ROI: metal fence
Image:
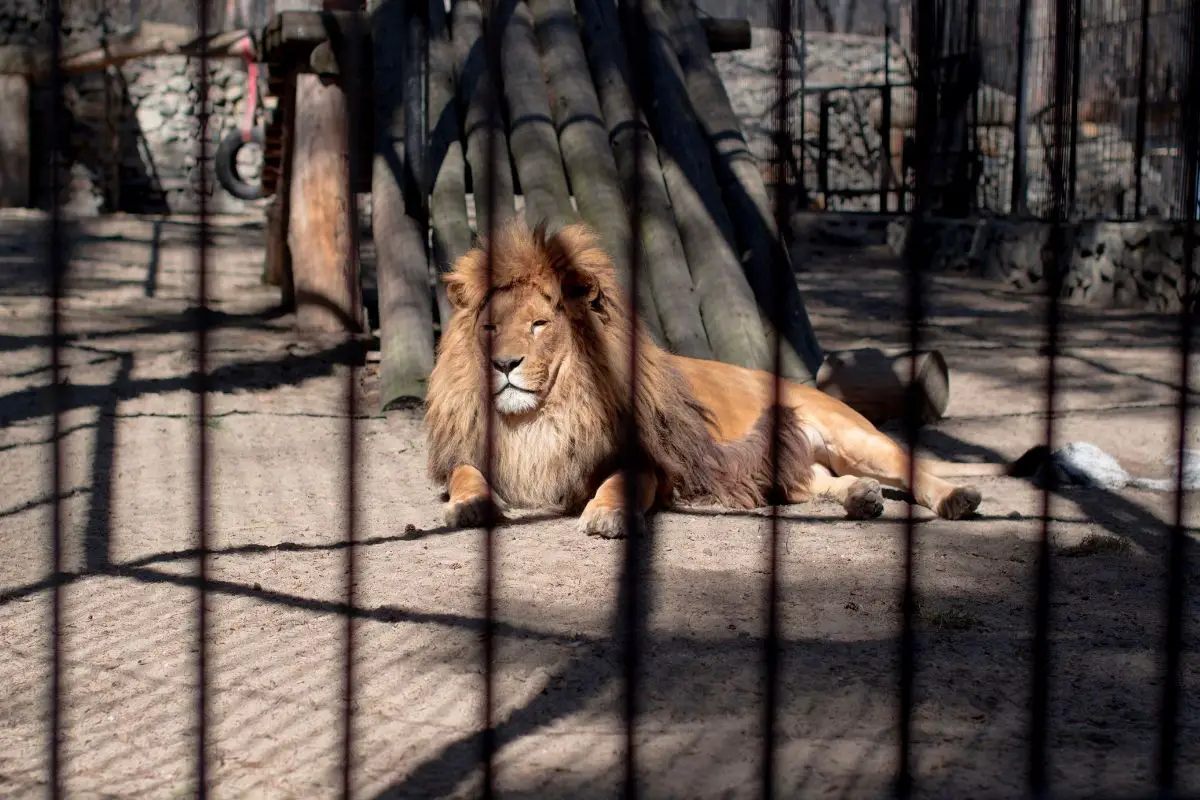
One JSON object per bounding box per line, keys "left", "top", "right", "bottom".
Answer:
{"left": 12, "top": 0, "right": 1199, "bottom": 794}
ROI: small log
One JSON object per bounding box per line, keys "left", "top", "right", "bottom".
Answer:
{"left": 287, "top": 71, "right": 363, "bottom": 332}
{"left": 263, "top": 79, "right": 296, "bottom": 303}
{"left": 452, "top": 0, "right": 516, "bottom": 237}
{"left": 661, "top": 0, "right": 823, "bottom": 384}
{"left": 370, "top": 0, "right": 436, "bottom": 407}
{"left": 574, "top": 0, "right": 711, "bottom": 359}
{"left": 0, "top": 74, "right": 30, "bottom": 207}
{"left": 500, "top": 0, "right": 577, "bottom": 233}
{"left": 815, "top": 348, "right": 951, "bottom": 426}
{"left": 526, "top": 0, "right": 664, "bottom": 345}
{"left": 633, "top": 0, "right": 770, "bottom": 372}
{"left": 429, "top": 0, "right": 471, "bottom": 325}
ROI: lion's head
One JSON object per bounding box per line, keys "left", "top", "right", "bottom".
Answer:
{"left": 423, "top": 219, "right": 812, "bottom": 513}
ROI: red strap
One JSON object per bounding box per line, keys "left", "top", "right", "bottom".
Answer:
{"left": 239, "top": 35, "right": 258, "bottom": 142}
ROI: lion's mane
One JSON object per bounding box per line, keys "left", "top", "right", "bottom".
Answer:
{"left": 423, "top": 220, "right": 813, "bottom": 512}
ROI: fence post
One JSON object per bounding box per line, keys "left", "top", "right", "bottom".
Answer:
{"left": 1011, "top": 0, "right": 1030, "bottom": 216}
{"left": 0, "top": 54, "right": 31, "bottom": 208}
{"left": 1133, "top": 0, "right": 1151, "bottom": 219}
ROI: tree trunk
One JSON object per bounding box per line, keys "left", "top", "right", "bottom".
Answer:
{"left": 633, "top": 0, "right": 770, "bottom": 372}
{"left": 452, "top": 0, "right": 516, "bottom": 238}
{"left": 574, "top": 0, "right": 711, "bottom": 359}
{"left": 499, "top": 0, "right": 577, "bottom": 234}
{"left": 429, "top": 0, "right": 471, "bottom": 326}
{"left": 526, "top": 0, "right": 664, "bottom": 345}
{"left": 288, "top": 71, "right": 363, "bottom": 332}
{"left": 662, "top": 0, "right": 824, "bottom": 384}
{"left": 370, "top": 0, "right": 436, "bottom": 407}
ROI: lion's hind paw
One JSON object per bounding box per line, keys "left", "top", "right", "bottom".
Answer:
{"left": 445, "top": 495, "right": 505, "bottom": 529}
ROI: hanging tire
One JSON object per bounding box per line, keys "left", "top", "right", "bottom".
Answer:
{"left": 214, "top": 127, "right": 265, "bottom": 201}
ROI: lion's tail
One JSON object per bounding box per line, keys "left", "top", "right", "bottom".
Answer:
{"left": 917, "top": 445, "right": 1047, "bottom": 478}
{"left": 709, "top": 405, "right": 816, "bottom": 509}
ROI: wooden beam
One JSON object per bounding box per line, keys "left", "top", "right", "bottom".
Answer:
{"left": 452, "top": 0, "right": 516, "bottom": 237}
{"left": 574, "top": 0, "right": 712, "bottom": 359}
{"left": 527, "top": 0, "right": 665, "bottom": 345}
{"left": 0, "top": 75, "right": 30, "bottom": 208}
{"left": 662, "top": 0, "right": 823, "bottom": 384}
{"left": 633, "top": 0, "right": 771, "bottom": 373}
{"left": 287, "top": 70, "right": 364, "bottom": 333}
{"left": 500, "top": 0, "right": 577, "bottom": 234}
{"left": 369, "top": 0, "right": 436, "bottom": 408}
{"left": 428, "top": 0, "right": 471, "bottom": 326}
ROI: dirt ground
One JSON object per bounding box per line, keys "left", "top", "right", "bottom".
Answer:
{"left": 1, "top": 209, "right": 1198, "bottom": 799}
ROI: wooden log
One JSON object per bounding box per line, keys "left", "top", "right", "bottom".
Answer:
{"left": 526, "top": 0, "right": 665, "bottom": 345}
{"left": 661, "top": 0, "right": 823, "bottom": 385}
{"left": 815, "top": 348, "right": 951, "bottom": 427}
{"left": 429, "top": 0, "right": 471, "bottom": 326}
{"left": 574, "top": 0, "right": 711, "bottom": 359}
{"left": 633, "top": 0, "right": 770, "bottom": 372}
{"left": 263, "top": 76, "right": 296, "bottom": 308}
{"left": 500, "top": 0, "right": 577, "bottom": 234}
{"left": 287, "top": 71, "right": 363, "bottom": 332}
{"left": 369, "top": 0, "right": 436, "bottom": 407}
{"left": 0, "top": 75, "right": 30, "bottom": 208}
{"left": 452, "top": 0, "right": 516, "bottom": 237}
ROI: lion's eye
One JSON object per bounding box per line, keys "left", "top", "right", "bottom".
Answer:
{"left": 481, "top": 323, "right": 496, "bottom": 333}
{"left": 531, "top": 320, "right": 548, "bottom": 334}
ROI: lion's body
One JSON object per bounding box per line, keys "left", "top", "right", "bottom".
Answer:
{"left": 424, "top": 220, "right": 985, "bottom": 537}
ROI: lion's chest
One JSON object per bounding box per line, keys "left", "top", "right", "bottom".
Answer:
{"left": 491, "top": 413, "right": 616, "bottom": 512}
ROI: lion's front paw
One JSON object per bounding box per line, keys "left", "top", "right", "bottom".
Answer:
{"left": 445, "top": 495, "right": 503, "bottom": 529}
{"left": 579, "top": 504, "right": 642, "bottom": 539}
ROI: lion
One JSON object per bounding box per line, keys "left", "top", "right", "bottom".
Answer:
{"left": 424, "top": 219, "right": 995, "bottom": 538}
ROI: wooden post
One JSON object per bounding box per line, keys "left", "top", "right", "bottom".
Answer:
{"left": 263, "top": 77, "right": 296, "bottom": 309}
{"left": 0, "top": 71, "right": 30, "bottom": 208}
{"left": 428, "top": 0, "right": 471, "bottom": 326}
{"left": 634, "top": 0, "right": 771, "bottom": 373}
{"left": 370, "top": 0, "right": 437, "bottom": 407}
{"left": 527, "top": 0, "right": 665, "bottom": 345}
{"left": 287, "top": 68, "right": 364, "bottom": 332}
{"left": 500, "top": 0, "right": 577, "bottom": 234}
{"left": 662, "top": 0, "right": 824, "bottom": 384}
{"left": 574, "top": 0, "right": 712, "bottom": 359}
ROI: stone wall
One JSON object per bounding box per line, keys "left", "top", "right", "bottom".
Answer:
{"left": 3, "top": 1, "right": 261, "bottom": 215}
{"left": 890, "top": 215, "right": 1200, "bottom": 312}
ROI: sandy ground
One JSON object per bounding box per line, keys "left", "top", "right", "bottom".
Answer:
{"left": 1, "top": 209, "right": 1198, "bottom": 799}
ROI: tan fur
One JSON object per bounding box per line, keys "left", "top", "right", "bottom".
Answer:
{"left": 425, "top": 220, "right": 982, "bottom": 536}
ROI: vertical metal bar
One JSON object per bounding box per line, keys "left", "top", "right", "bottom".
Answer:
{"left": 1157, "top": 0, "right": 1199, "bottom": 788}
{"left": 1066, "top": 0, "right": 1082, "bottom": 217}
{"left": 619, "top": 0, "right": 651, "bottom": 794}
{"left": 1011, "top": 0, "right": 1031, "bottom": 216}
{"left": 881, "top": 3, "right": 893, "bottom": 213}
{"left": 46, "top": 0, "right": 66, "bottom": 793}
{"left": 194, "top": 0, "right": 213, "bottom": 794}
{"left": 1030, "top": 0, "right": 1073, "bottom": 790}
{"left": 480, "top": 0, "right": 503, "bottom": 794}
{"left": 763, "top": 0, "right": 792, "bottom": 793}
{"left": 1132, "top": 0, "right": 1152, "bottom": 220}
{"left": 818, "top": 90, "right": 829, "bottom": 199}
{"left": 897, "top": 0, "right": 937, "bottom": 794}
{"left": 340, "top": 11, "right": 365, "bottom": 800}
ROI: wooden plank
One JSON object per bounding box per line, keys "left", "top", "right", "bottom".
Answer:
{"left": 662, "top": 0, "right": 823, "bottom": 384}
{"left": 500, "top": 0, "right": 577, "bottom": 234}
{"left": 634, "top": 0, "right": 770, "bottom": 372}
{"left": 287, "top": 71, "right": 364, "bottom": 332}
{"left": 428, "top": 0, "right": 471, "bottom": 326}
{"left": 0, "top": 76, "right": 30, "bottom": 208}
{"left": 526, "top": 0, "right": 665, "bottom": 345}
{"left": 452, "top": 0, "right": 515, "bottom": 237}
{"left": 369, "top": 0, "right": 436, "bottom": 407}
{"left": 574, "top": 0, "right": 712, "bottom": 359}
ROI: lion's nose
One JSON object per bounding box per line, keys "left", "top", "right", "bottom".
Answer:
{"left": 492, "top": 356, "right": 524, "bottom": 375}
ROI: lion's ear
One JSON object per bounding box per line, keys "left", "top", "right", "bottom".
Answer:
{"left": 561, "top": 266, "right": 600, "bottom": 307}
{"left": 444, "top": 249, "right": 487, "bottom": 310}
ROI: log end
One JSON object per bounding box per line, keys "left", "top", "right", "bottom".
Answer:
{"left": 815, "top": 347, "right": 950, "bottom": 427}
